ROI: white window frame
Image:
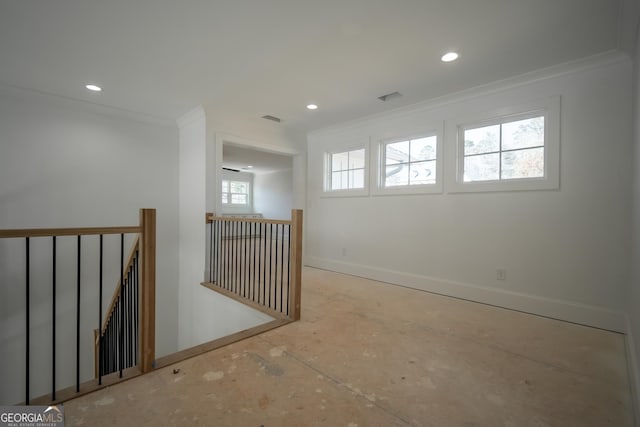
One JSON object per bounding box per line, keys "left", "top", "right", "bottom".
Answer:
{"left": 323, "top": 140, "right": 370, "bottom": 197}
{"left": 222, "top": 179, "right": 251, "bottom": 205}
{"left": 445, "top": 95, "right": 560, "bottom": 193}
{"left": 372, "top": 126, "right": 444, "bottom": 196}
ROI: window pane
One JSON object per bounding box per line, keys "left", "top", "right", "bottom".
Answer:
{"left": 331, "top": 171, "right": 348, "bottom": 190}
{"left": 349, "top": 149, "right": 366, "bottom": 169}
{"left": 386, "top": 141, "right": 409, "bottom": 165}
{"left": 501, "top": 147, "right": 544, "bottom": 179}
{"left": 409, "top": 160, "right": 436, "bottom": 185}
{"left": 385, "top": 163, "right": 409, "bottom": 187}
{"left": 464, "top": 153, "right": 500, "bottom": 182}
{"left": 464, "top": 125, "right": 500, "bottom": 155}
{"left": 332, "top": 152, "right": 349, "bottom": 172}
{"left": 349, "top": 168, "right": 365, "bottom": 189}
{"left": 231, "top": 194, "right": 247, "bottom": 204}
{"left": 502, "top": 116, "right": 544, "bottom": 150}
{"left": 222, "top": 193, "right": 228, "bottom": 204}
{"left": 230, "top": 181, "right": 247, "bottom": 193}
{"left": 222, "top": 181, "right": 229, "bottom": 192}
{"left": 410, "top": 136, "right": 436, "bottom": 161}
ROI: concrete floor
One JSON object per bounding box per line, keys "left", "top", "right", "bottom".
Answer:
{"left": 65, "top": 267, "right": 634, "bottom": 426}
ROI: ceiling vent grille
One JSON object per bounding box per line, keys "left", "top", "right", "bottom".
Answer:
{"left": 378, "top": 91, "right": 402, "bottom": 102}
{"left": 261, "top": 115, "right": 282, "bottom": 123}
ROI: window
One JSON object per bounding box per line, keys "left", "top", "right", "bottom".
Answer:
{"left": 329, "top": 148, "right": 365, "bottom": 191}
{"left": 383, "top": 135, "right": 437, "bottom": 187}
{"left": 462, "top": 115, "right": 544, "bottom": 182}
{"left": 222, "top": 180, "right": 249, "bottom": 205}
{"left": 446, "top": 95, "right": 560, "bottom": 193}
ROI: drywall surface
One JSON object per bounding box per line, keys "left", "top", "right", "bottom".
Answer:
{"left": 306, "top": 55, "right": 633, "bottom": 332}
{"left": 628, "top": 20, "right": 640, "bottom": 423}
{"left": 177, "top": 109, "right": 282, "bottom": 353}
{"left": 177, "top": 108, "right": 207, "bottom": 350}
{"left": 0, "top": 85, "right": 179, "bottom": 404}
{"left": 254, "top": 169, "right": 293, "bottom": 220}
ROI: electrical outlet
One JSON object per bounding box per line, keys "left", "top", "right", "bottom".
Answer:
{"left": 496, "top": 269, "right": 506, "bottom": 281}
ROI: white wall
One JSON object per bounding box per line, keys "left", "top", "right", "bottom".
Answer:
{"left": 177, "top": 109, "right": 296, "bottom": 351}
{"left": 177, "top": 108, "right": 207, "bottom": 350}
{"left": 0, "top": 85, "right": 179, "bottom": 404}
{"left": 307, "top": 53, "right": 633, "bottom": 332}
{"left": 254, "top": 169, "right": 293, "bottom": 220}
{"left": 628, "top": 16, "right": 640, "bottom": 421}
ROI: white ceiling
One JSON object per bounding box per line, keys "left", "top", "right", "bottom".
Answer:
{"left": 223, "top": 144, "right": 292, "bottom": 174}
{"left": 0, "top": 0, "right": 627, "bottom": 133}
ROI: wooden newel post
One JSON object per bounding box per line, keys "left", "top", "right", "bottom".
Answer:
{"left": 289, "top": 209, "right": 303, "bottom": 321}
{"left": 139, "top": 208, "right": 156, "bottom": 373}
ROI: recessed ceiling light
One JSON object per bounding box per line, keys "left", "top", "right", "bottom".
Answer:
{"left": 441, "top": 52, "right": 459, "bottom": 62}
{"left": 246, "top": 165, "right": 253, "bottom": 169}
{"left": 85, "top": 84, "right": 102, "bottom": 92}
{"left": 306, "top": 104, "right": 318, "bottom": 110}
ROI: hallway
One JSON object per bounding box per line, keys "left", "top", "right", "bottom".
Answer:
{"left": 65, "top": 267, "right": 633, "bottom": 426}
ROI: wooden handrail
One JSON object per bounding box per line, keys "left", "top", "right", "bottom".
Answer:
{"left": 206, "top": 213, "right": 292, "bottom": 226}
{"left": 289, "top": 209, "right": 303, "bottom": 321}
{"left": 0, "top": 226, "right": 141, "bottom": 239}
{"left": 139, "top": 208, "right": 156, "bottom": 373}
{"left": 99, "top": 237, "right": 140, "bottom": 334}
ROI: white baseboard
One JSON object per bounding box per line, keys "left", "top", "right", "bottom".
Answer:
{"left": 625, "top": 315, "right": 640, "bottom": 426}
{"left": 305, "top": 256, "right": 626, "bottom": 332}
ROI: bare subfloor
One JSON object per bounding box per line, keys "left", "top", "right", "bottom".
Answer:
{"left": 66, "top": 267, "right": 634, "bottom": 426}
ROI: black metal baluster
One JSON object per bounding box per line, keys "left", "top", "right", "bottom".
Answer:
{"left": 108, "top": 320, "right": 112, "bottom": 374}
{"left": 222, "top": 220, "right": 226, "bottom": 288}
{"left": 263, "top": 223, "right": 267, "bottom": 305}
{"left": 216, "top": 220, "right": 221, "bottom": 284}
{"left": 112, "top": 313, "right": 116, "bottom": 373}
{"left": 209, "top": 220, "right": 213, "bottom": 282}
{"left": 236, "top": 221, "right": 240, "bottom": 295}
{"left": 268, "top": 224, "right": 272, "bottom": 308}
{"left": 230, "top": 221, "right": 234, "bottom": 291}
{"left": 226, "top": 221, "right": 230, "bottom": 290}
{"left": 119, "top": 234, "right": 124, "bottom": 378}
{"left": 280, "top": 224, "right": 285, "bottom": 314}
{"left": 287, "top": 225, "right": 291, "bottom": 316}
{"left": 243, "top": 222, "right": 247, "bottom": 298}
{"left": 113, "top": 315, "right": 116, "bottom": 373}
{"left": 127, "top": 265, "right": 133, "bottom": 368}
{"left": 76, "top": 235, "right": 81, "bottom": 393}
{"left": 250, "top": 222, "right": 254, "bottom": 301}
{"left": 125, "top": 269, "right": 130, "bottom": 368}
{"left": 52, "top": 236, "right": 57, "bottom": 398}
{"left": 129, "top": 267, "right": 133, "bottom": 367}
{"left": 233, "top": 221, "right": 238, "bottom": 294}
{"left": 231, "top": 221, "right": 235, "bottom": 293}
{"left": 25, "top": 237, "right": 30, "bottom": 405}
{"left": 258, "top": 223, "right": 263, "bottom": 304}
{"left": 98, "top": 235, "right": 103, "bottom": 385}
{"left": 135, "top": 252, "right": 139, "bottom": 365}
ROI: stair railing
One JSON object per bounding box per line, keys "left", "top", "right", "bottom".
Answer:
{"left": 0, "top": 208, "right": 155, "bottom": 405}
{"left": 204, "top": 209, "right": 302, "bottom": 321}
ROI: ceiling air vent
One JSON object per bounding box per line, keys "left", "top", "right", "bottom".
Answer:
{"left": 261, "top": 115, "right": 282, "bottom": 123}
{"left": 378, "top": 91, "right": 402, "bottom": 102}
